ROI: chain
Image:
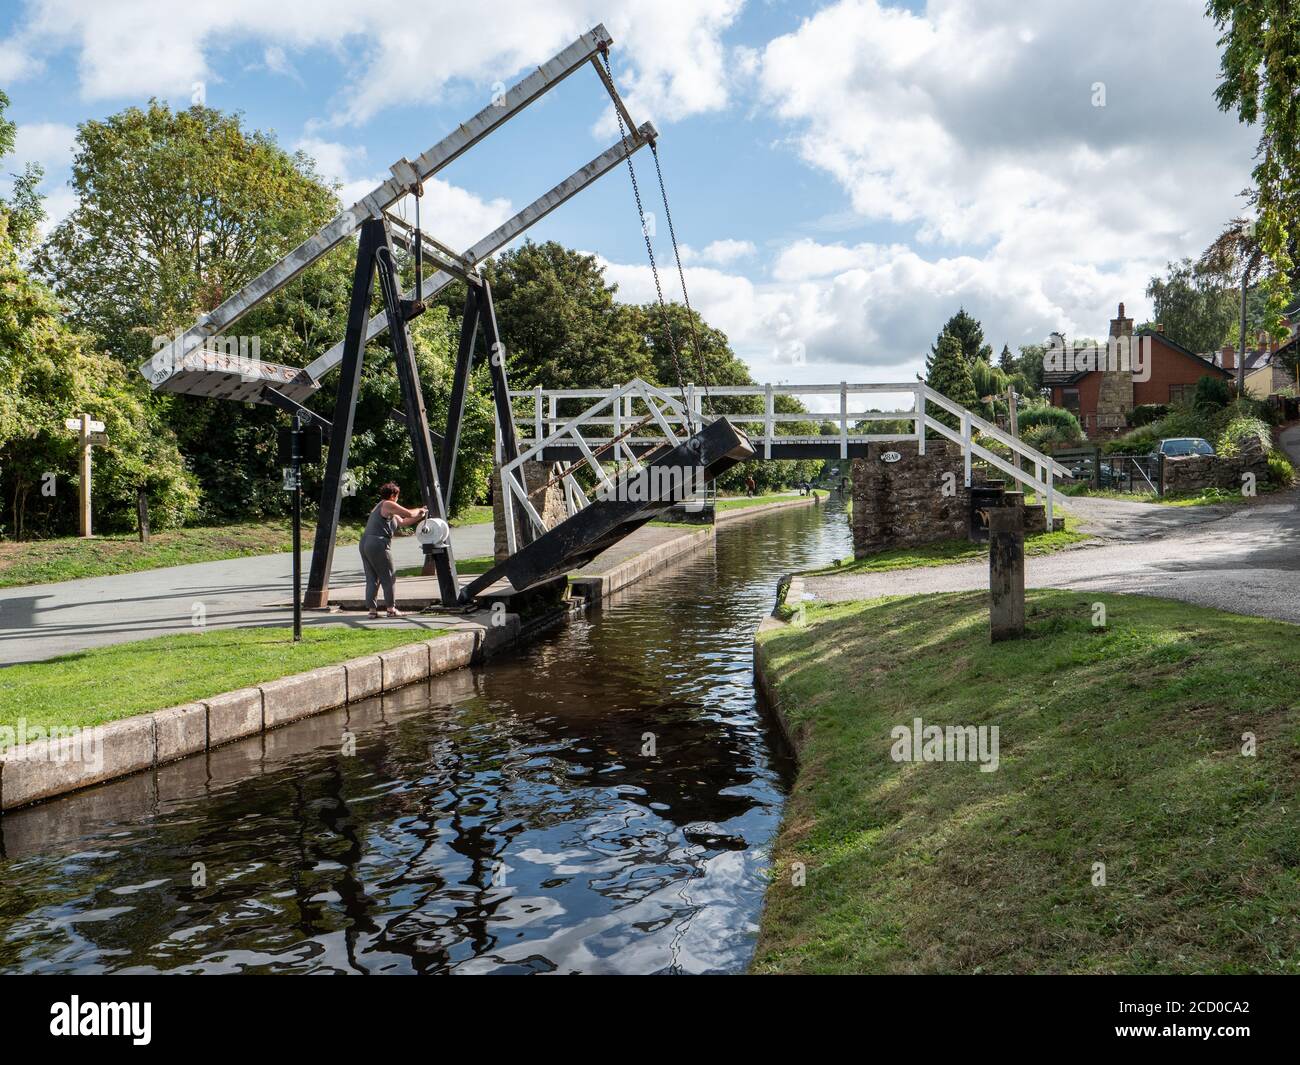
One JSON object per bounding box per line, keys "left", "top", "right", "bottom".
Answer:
{"left": 649, "top": 141, "right": 712, "bottom": 417}
{"left": 602, "top": 49, "right": 695, "bottom": 435}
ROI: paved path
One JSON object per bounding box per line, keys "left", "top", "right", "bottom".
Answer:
{"left": 808, "top": 485, "right": 1300, "bottom": 624}
{"left": 0, "top": 524, "right": 494, "bottom": 665}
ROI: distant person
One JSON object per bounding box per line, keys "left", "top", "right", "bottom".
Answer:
{"left": 360, "top": 482, "right": 427, "bottom": 618}
{"left": 746, "top": 475, "right": 756, "bottom": 497}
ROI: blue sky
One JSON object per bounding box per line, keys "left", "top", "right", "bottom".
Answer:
{"left": 0, "top": 0, "right": 1259, "bottom": 388}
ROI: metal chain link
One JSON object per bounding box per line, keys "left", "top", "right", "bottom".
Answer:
{"left": 649, "top": 141, "right": 713, "bottom": 417}
{"left": 602, "top": 49, "right": 695, "bottom": 434}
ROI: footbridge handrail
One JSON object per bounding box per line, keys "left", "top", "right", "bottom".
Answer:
{"left": 505, "top": 380, "right": 1073, "bottom": 529}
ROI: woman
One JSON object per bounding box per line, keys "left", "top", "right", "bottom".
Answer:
{"left": 360, "top": 482, "right": 427, "bottom": 618}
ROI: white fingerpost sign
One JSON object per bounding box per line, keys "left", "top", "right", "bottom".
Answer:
{"left": 65, "top": 414, "right": 106, "bottom": 537}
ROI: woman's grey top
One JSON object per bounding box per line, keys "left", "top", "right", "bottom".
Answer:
{"left": 363, "top": 502, "right": 399, "bottom": 543}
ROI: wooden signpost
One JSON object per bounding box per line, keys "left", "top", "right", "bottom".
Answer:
{"left": 64, "top": 414, "right": 107, "bottom": 537}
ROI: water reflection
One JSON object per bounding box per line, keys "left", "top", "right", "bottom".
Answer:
{"left": 0, "top": 501, "right": 851, "bottom": 974}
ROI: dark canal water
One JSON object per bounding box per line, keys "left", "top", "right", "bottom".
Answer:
{"left": 0, "top": 501, "right": 850, "bottom": 974}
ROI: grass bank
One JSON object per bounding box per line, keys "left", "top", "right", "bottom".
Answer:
{"left": 715, "top": 491, "right": 807, "bottom": 512}
{"left": 808, "top": 517, "right": 1088, "bottom": 576}
{"left": 752, "top": 590, "right": 1300, "bottom": 974}
{"left": 0, "top": 625, "right": 446, "bottom": 742}
{"left": 1058, "top": 484, "right": 1257, "bottom": 507}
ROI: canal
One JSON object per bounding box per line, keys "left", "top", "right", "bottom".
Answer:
{"left": 0, "top": 500, "right": 850, "bottom": 974}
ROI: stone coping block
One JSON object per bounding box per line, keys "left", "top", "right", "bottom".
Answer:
{"left": 1, "top": 715, "right": 155, "bottom": 810}
{"left": 205, "top": 687, "right": 264, "bottom": 747}
{"left": 154, "top": 703, "right": 208, "bottom": 765}
{"left": 715, "top": 494, "right": 818, "bottom": 525}
{"left": 261, "top": 666, "right": 347, "bottom": 729}
{"left": 428, "top": 630, "right": 477, "bottom": 675}
{"left": 343, "top": 655, "right": 383, "bottom": 702}
{"left": 379, "top": 642, "right": 431, "bottom": 690}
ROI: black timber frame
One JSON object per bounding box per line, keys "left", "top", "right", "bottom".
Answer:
{"left": 302, "top": 217, "right": 526, "bottom": 609}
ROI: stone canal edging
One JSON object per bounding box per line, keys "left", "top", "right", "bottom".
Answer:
{"left": 753, "top": 575, "right": 807, "bottom": 757}
{"left": 0, "top": 627, "right": 496, "bottom": 812}
{"left": 715, "top": 493, "right": 820, "bottom": 526}
{"left": 1, "top": 493, "right": 822, "bottom": 813}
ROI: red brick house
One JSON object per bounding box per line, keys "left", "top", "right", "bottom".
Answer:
{"left": 1044, "top": 304, "right": 1232, "bottom": 435}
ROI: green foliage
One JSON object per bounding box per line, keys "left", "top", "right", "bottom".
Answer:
{"left": 929, "top": 308, "right": 992, "bottom": 365}
{"left": 0, "top": 222, "right": 198, "bottom": 538}
{"left": 1207, "top": 1, "right": 1300, "bottom": 330}
{"left": 42, "top": 101, "right": 337, "bottom": 367}
{"left": 1215, "top": 415, "right": 1271, "bottom": 456}
{"left": 0, "top": 90, "right": 45, "bottom": 252}
{"left": 925, "top": 331, "right": 979, "bottom": 430}
{"left": 1193, "top": 374, "right": 1232, "bottom": 411}
{"left": 1143, "top": 258, "right": 1239, "bottom": 351}
{"left": 1106, "top": 396, "right": 1277, "bottom": 455}
{"left": 1018, "top": 405, "right": 1083, "bottom": 436}
{"left": 1266, "top": 447, "right": 1297, "bottom": 486}
{"left": 1129, "top": 403, "right": 1169, "bottom": 427}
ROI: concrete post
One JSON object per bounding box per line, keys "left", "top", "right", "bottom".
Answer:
{"left": 988, "top": 504, "right": 1025, "bottom": 642}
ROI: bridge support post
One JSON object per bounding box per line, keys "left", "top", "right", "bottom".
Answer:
{"left": 988, "top": 504, "right": 1025, "bottom": 642}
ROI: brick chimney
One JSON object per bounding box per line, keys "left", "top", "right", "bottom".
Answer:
{"left": 1109, "top": 302, "right": 1133, "bottom": 338}
{"left": 1220, "top": 343, "right": 1235, "bottom": 371}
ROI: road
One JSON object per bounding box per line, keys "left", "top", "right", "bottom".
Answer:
{"left": 0, "top": 523, "right": 494, "bottom": 665}
{"left": 808, "top": 424, "right": 1300, "bottom": 624}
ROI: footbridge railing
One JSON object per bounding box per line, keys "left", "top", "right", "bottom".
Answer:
{"left": 505, "top": 381, "right": 1073, "bottom": 528}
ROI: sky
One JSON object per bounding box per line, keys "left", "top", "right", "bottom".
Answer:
{"left": 0, "top": 0, "right": 1260, "bottom": 389}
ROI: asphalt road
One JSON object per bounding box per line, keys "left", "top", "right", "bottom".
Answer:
{"left": 0, "top": 523, "right": 495, "bottom": 665}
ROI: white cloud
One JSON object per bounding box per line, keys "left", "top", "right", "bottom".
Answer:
{"left": 756, "top": 0, "right": 1256, "bottom": 356}
{"left": 295, "top": 136, "right": 513, "bottom": 251}
{"left": 0, "top": 122, "right": 79, "bottom": 234}
{"left": 1, "top": 1, "right": 741, "bottom": 130}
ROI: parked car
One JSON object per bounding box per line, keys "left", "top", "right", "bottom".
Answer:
{"left": 1153, "top": 437, "right": 1215, "bottom": 458}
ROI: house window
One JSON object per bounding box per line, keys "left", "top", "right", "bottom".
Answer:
{"left": 1061, "top": 388, "right": 1080, "bottom": 413}
{"left": 1169, "top": 383, "right": 1192, "bottom": 404}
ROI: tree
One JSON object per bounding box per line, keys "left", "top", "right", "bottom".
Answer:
{"left": 1206, "top": 2, "right": 1300, "bottom": 332}
{"left": 926, "top": 331, "right": 979, "bottom": 430}
{"left": 931, "top": 308, "right": 993, "bottom": 366}
{"left": 0, "top": 215, "right": 198, "bottom": 538}
{"left": 0, "top": 90, "right": 45, "bottom": 253}
{"left": 1143, "top": 258, "right": 1238, "bottom": 351}
{"left": 449, "top": 241, "right": 653, "bottom": 390}
{"left": 998, "top": 343, "right": 1015, "bottom": 373}
{"left": 41, "top": 101, "right": 337, "bottom": 368}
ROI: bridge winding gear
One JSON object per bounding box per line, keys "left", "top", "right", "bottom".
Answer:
{"left": 460, "top": 417, "right": 754, "bottom": 603}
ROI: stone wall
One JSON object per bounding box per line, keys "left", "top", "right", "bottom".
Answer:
{"left": 492, "top": 460, "right": 567, "bottom": 561}
{"left": 1161, "top": 436, "right": 1270, "bottom": 496}
{"left": 851, "top": 441, "right": 970, "bottom": 556}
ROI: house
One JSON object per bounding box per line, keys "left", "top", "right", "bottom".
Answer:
{"left": 1044, "top": 304, "right": 1232, "bottom": 435}
{"left": 1201, "top": 334, "right": 1298, "bottom": 400}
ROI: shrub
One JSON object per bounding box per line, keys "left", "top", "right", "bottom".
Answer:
{"left": 1266, "top": 448, "right": 1297, "bottom": 488}
{"left": 1193, "top": 375, "right": 1232, "bottom": 411}
{"left": 1216, "top": 416, "right": 1271, "bottom": 457}
{"left": 1018, "top": 405, "right": 1083, "bottom": 437}
{"left": 1129, "top": 404, "right": 1168, "bottom": 427}
{"left": 1022, "top": 423, "right": 1080, "bottom": 453}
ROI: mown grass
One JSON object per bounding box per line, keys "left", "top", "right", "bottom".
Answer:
{"left": 808, "top": 516, "right": 1088, "bottom": 575}
{"left": 396, "top": 555, "right": 494, "bottom": 578}
{"left": 1058, "top": 484, "right": 1259, "bottom": 507}
{"left": 0, "top": 625, "right": 447, "bottom": 741}
{"left": 753, "top": 590, "right": 1300, "bottom": 974}
{"left": 714, "top": 492, "right": 809, "bottom": 512}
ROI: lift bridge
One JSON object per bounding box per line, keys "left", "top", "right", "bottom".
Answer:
{"left": 138, "top": 23, "right": 1069, "bottom": 610}
{"left": 494, "top": 378, "right": 1070, "bottom": 600}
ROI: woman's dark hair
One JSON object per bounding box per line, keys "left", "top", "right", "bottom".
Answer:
{"left": 378, "top": 482, "right": 400, "bottom": 500}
